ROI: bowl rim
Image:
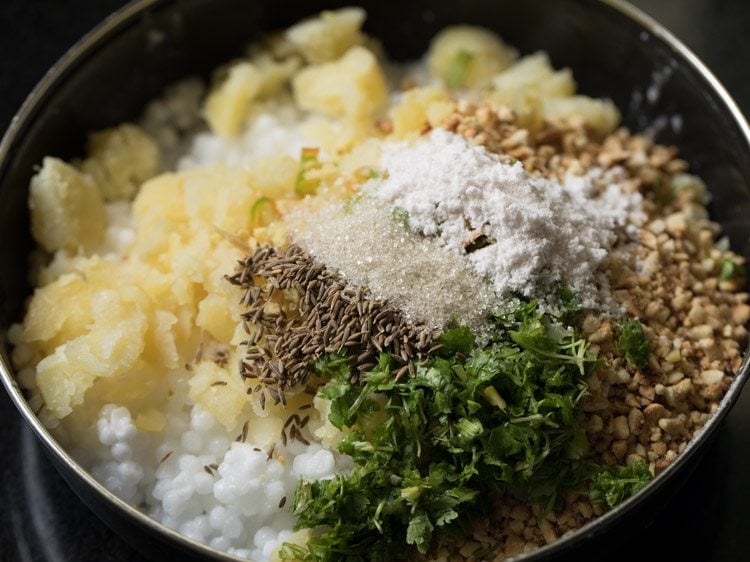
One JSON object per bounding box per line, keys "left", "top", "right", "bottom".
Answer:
{"left": 0, "top": 0, "right": 748, "bottom": 560}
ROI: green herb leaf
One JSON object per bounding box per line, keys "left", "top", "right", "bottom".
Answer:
{"left": 438, "top": 325, "right": 475, "bottom": 356}
{"left": 719, "top": 258, "right": 747, "bottom": 281}
{"left": 406, "top": 513, "right": 434, "bottom": 553}
{"left": 290, "top": 299, "right": 598, "bottom": 560}
{"left": 391, "top": 207, "right": 410, "bottom": 226}
{"left": 617, "top": 320, "right": 650, "bottom": 369}
{"left": 589, "top": 460, "right": 652, "bottom": 508}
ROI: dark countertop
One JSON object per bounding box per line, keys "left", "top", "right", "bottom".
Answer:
{"left": 1, "top": 1, "right": 749, "bottom": 561}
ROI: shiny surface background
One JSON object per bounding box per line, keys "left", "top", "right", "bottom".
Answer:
{"left": 0, "top": 1, "right": 748, "bottom": 560}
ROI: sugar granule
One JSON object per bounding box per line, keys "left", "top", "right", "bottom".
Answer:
{"left": 291, "top": 198, "right": 496, "bottom": 332}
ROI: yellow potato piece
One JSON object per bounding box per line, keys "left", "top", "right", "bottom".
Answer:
{"left": 271, "top": 528, "right": 313, "bottom": 562}
{"left": 390, "top": 87, "right": 454, "bottom": 138}
{"left": 188, "top": 361, "right": 246, "bottom": 431}
{"left": 22, "top": 273, "right": 92, "bottom": 347}
{"left": 492, "top": 52, "right": 575, "bottom": 102}
{"left": 197, "top": 293, "right": 235, "bottom": 343}
{"left": 133, "top": 173, "right": 187, "bottom": 229}
{"left": 204, "top": 62, "right": 262, "bottom": 137}
{"left": 29, "top": 157, "right": 106, "bottom": 253}
{"left": 544, "top": 96, "right": 621, "bottom": 135}
{"left": 285, "top": 7, "right": 366, "bottom": 64}
{"left": 36, "top": 289, "right": 148, "bottom": 419}
{"left": 142, "top": 310, "right": 180, "bottom": 369}
{"left": 136, "top": 408, "right": 167, "bottom": 432}
{"left": 36, "top": 346, "right": 97, "bottom": 419}
{"left": 252, "top": 53, "right": 301, "bottom": 98}
{"left": 428, "top": 25, "right": 517, "bottom": 88}
{"left": 292, "top": 46, "right": 387, "bottom": 122}
{"left": 81, "top": 124, "right": 159, "bottom": 201}
{"left": 246, "top": 155, "right": 298, "bottom": 199}
{"left": 182, "top": 166, "right": 254, "bottom": 234}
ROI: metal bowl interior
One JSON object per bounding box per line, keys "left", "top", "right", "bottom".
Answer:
{"left": 0, "top": 0, "right": 748, "bottom": 560}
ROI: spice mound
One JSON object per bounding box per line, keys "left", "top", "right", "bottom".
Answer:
{"left": 229, "top": 243, "right": 439, "bottom": 399}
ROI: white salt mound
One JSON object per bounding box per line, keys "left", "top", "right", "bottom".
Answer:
{"left": 373, "top": 128, "right": 643, "bottom": 308}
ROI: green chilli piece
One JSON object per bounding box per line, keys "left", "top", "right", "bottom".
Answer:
{"left": 249, "top": 196, "right": 280, "bottom": 228}
{"left": 295, "top": 147, "right": 322, "bottom": 196}
{"left": 444, "top": 50, "right": 475, "bottom": 89}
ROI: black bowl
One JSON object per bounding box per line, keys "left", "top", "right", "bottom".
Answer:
{"left": 1, "top": 1, "right": 749, "bottom": 560}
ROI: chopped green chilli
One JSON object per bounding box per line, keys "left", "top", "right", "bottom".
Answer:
{"left": 295, "top": 147, "right": 322, "bottom": 196}
{"left": 444, "top": 50, "right": 475, "bottom": 88}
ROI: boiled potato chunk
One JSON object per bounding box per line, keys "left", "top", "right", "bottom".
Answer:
{"left": 285, "top": 7, "right": 366, "bottom": 64}
{"left": 309, "top": 396, "right": 347, "bottom": 449}
{"left": 22, "top": 273, "right": 92, "bottom": 352}
{"left": 142, "top": 310, "right": 180, "bottom": 369}
{"left": 29, "top": 157, "right": 106, "bottom": 253}
{"left": 182, "top": 166, "right": 254, "bottom": 234}
{"left": 389, "top": 87, "right": 455, "bottom": 138}
{"left": 292, "top": 46, "right": 387, "bottom": 122}
{"left": 252, "top": 53, "right": 301, "bottom": 98}
{"left": 491, "top": 52, "right": 575, "bottom": 102}
{"left": 428, "top": 25, "right": 517, "bottom": 88}
{"left": 81, "top": 124, "right": 159, "bottom": 201}
{"left": 36, "top": 289, "right": 148, "bottom": 419}
{"left": 544, "top": 96, "right": 621, "bottom": 135}
{"left": 188, "top": 361, "right": 246, "bottom": 431}
{"left": 271, "top": 528, "right": 314, "bottom": 562}
{"left": 36, "top": 346, "right": 97, "bottom": 419}
{"left": 197, "top": 293, "right": 235, "bottom": 343}
{"left": 135, "top": 408, "right": 167, "bottom": 432}
{"left": 204, "top": 62, "right": 263, "bottom": 137}
{"left": 246, "top": 155, "right": 298, "bottom": 199}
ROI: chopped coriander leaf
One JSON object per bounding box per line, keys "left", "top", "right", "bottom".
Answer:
{"left": 617, "top": 320, "right": 650, "bottom": 370}
{"left": 557, "top": 286, "right": 583, "bottom": 322}
{"left": 444, "top": 50, "right": 475, "bottom": 88}
{"left": 282, "top": 300, "right": 597, "bottom": 561}
{"left": 719, "top": 258, "right": 746, "bottom": 281}
{"left": 589, "top": 460, "right": 652, "bottom": 508}
{"left": 391, "top": 207, "right": 410, "bottom": 226}
{"left": 437, "top": 325, "right": 475, "bottom": 356}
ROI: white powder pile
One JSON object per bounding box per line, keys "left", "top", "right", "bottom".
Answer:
{"left": 292, "top": 197, "right": 497, "bottom": 332}
{"left": 372, "top": 129, "right": 642, "bottom": 308}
